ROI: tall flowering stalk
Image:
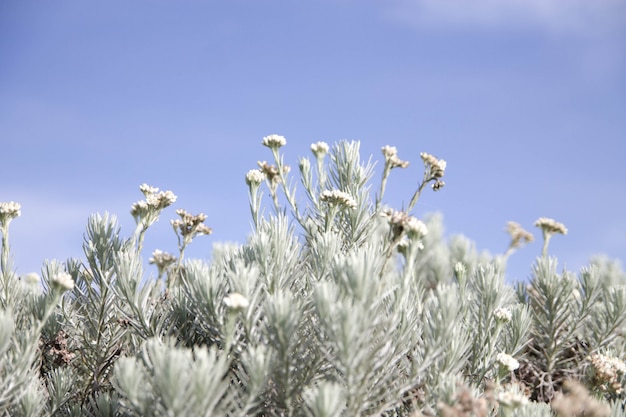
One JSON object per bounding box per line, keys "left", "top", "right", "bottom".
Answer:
{"left": 0, "top": 201, "right": 20, "bottom": 295}
{"left": 535, "top": 217, "right": 568, "bottom": 258}
{"left": 377, "top": 145, "right": 409, "bottom": 212}
{"left": 130, "top": 184, "right": 177, "bottom": 253}
{"left": 406, "top": 152, "right": 446, "bottom": 213}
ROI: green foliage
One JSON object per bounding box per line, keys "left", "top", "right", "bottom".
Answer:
{"left": 1, "top": 138, "right": 625, "bottom": 416}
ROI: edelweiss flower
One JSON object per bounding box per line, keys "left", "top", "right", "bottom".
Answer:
{"left": 382, "top": 145, "right": 409, "bottom": 169}
{"left": 311, "top": 141, "right": 329, "bottom": 157}
{"left": 496, "top": 352, "right": 519, "bottom": 372}
{"left": 51, "top": 272, "right": 75, "bottom": 292}
{"left": 420, "top": 152, "right": 446, "bottom": 179}
{"left": 245, "top": 169, "right": 266, "bottom": 186}
{"left": 535, "top": 217, "right": 568, "bottom": 235}
{"left": 0, "top": 201, "right": 21, "bottom": 226}
{"left": 224, "top": 292, "right": 250, "bottom": 311}
{"left": 320, "top": 190, "right": 357, "bottom": 209}
{"left": 262, "top": 134, "right": 287, "bottom": 149}
{"left": 494, "top": 307, "right": 512, "bottom": 323}
{"left": 506, "top": 221, "right": 534, "bottom": 249}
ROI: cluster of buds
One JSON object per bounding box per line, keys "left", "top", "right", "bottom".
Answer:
{"left": 258, "top": 161, "right": 289, "bottom": 185}
{"left": 497, "top": 383, "right": 529, "bottom": 410}
{"left": 496, "top": 352, "right": 520, "bottom": 372}
{"left": 552, "top": 380, "right": 610, "bottom": 417}
{"left": 535, "top": 217, "right": 568, "bottom": 236}
{"left": 506, "top": 221, "right": 534, "bottom": 250}
{"left": 245, "top": 169, "right": 266, "bottom": 187}
{"left": 381, "top": 208, "right": 428, "bottom": 241}
{"left": 224, "top": 292, "right": 250, "bottom": 312}
{"left": 171, "top": 209, "right": 213, "bottom": 239}
{"left": 588, "top": 353, "right": 626, "bottom": 394}
{"left": 381, "top": 145, "right": 409, "bottom": 169}
{"left": 51, "top": 272, "right": 75, "bottom": 293}
{"left": 130, "top": 184, "right": 177, "bottom": 224}
{"left": 261, "top": 134, "right": 287, "bottom": 149}
{"left": 420, "top": 152, "right": 446, "bottom": 190}
{"left": 319, "top": 189, "right": 358, "bottom": 209}
{"left": 311, "top": 141, "right": 329, "bottom": 158}
{"left": 149, "top": 249, "right": 177, "bottom": 277}
{"left": 0, "top": 201, "right": 21, "bottom": 228}
{"left": 493, "top": 307, "right": 512, "bottom": 324}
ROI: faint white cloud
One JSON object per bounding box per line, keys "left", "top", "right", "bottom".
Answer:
{"left": 385, "top": 0, "right": 626, "bottom": 35}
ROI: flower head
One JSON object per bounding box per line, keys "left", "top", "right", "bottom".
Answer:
{"left": 311, "top": 141, "right": 329, "bottom": 158}
{"left": 588, "top": 353, "right": 626, "bottom": 394}
{"left": 382, "top": 145, "right": 409, "bottom": 169}
{"left": 0, "top": 201, "right": 21, "bottom": 227}
{"left": 171, "top": 209, "right": 213, "bottom": 239}
{"left": 149, "top": 249, "right": 176, "bottom": 276}
{"left": 381, "top": 209, "right": 428, "bottom": 240}
{"left": 506, "top": 221, "right": 534, "bottom": 249}
{"left": 494, "top": 307, "right": 512, "bottom": 324}
{"left": 224, "top": 292, "right": 250, "bottom": 311}
{"left": 130, "top": 184, "right": 177, "bottom": 224}
{"left": 535, "top": 217, "right": 568, "bottom": 235}
{"left": 420, "top": 152, "right": 446, "bottom": 179}
{"left": 262, "top": 134, "right": 287, "bottom": 149}
{"left": 496, "top": 352, "right": 519, "bottom": 372}
{"left": 51, "top": 272, "right": 75, "bottom": 292}
{"left": 320, "top": 189, "right": 357, "bottom": 209}
{"left": 245, "top": 169, "right": 266, "bottom": 187}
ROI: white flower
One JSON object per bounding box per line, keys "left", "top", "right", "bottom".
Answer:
{"left": 405, "top": 217, "right": 428, "bottom": 238}
{"left": 245, "top": 169, "right": 266, "bottom": 186}
{"left": 535, "top": 217, "right": 568, "bottom": 235}
{"left": 139, "top": 183, "right": 159, "bottom": 196}
{"left": 496, "top": 352, "right": 519, "bottom": 372}
{"left": 420, "top": 152, "right": 446, "bottom": 178}
{"left": 51, "top": 272, "right": 75, "bottom": 292}
{"left": 382, "top": 145, "right": 409, "bottom": 169}
{"left": 494, "top": 307, "right": 512, "bottom": 323}
{"left": 224, "top": 292, "right": 250, "bottom": 311}
{"left": 262, "top": 134, "right": 287, "bottom": 149}
{"left": 320, "top": 189, "right": 357, "bottom": 209}
{"left": 0, "top": 201, "right": 21, "bottom": 225}
{"left": 497, "top": 390, "right": 528, "bottom": 409}
{"left": 311, "top": 141, "right": 329, "bottom": 157}
{"left": 24, "top": 272, "right": 40, "bottom": 285}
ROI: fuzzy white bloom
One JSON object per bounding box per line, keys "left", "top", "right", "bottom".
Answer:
{"left": 262, "top": 134, "right": 287, "bottom": 149}
{"left": 311, "top": 141, "right": 329, "bottom": 157}
{"left": 320, "top": 190, "right": 357, "bottom": 209}
{"left": 0, "top": 201, "right": 21, "bottom": 224}
{"left": 51, "top": 272, "right": 75, "bottom": 292}
{"left": 497, "top": 390, "right": 528, "bottom": 409}
{"left": 139, "top": 183, "right": 159, "bottom": 196}
{"left": 534, "top": 217, "right": 568, "bottom": 235}
{"left": 496, "top": 352, "right": 519, "bottom": 372}
{"left": 224, "top": 292, "right": 250, "bottom": 311}
{"left": 420, "top": 152, "right": 446, "bottom": 178}
{"left": 382, "top": 145, "right": 409, "bottom": 169}
{"left": 24, "top": 272, "right": 41, "bottom": 285}
{"left": 405, "top": 217, "right": 428, "bottom": 238}
{"left": 245, "top": 169, "right": 266, "bottom": 186}
{"left": 494, "top": 307, "right": 512, "bottom": 323}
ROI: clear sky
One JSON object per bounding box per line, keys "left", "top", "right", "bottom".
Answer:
{"left": 1, "top": 0, "right": 625, "bottom": 282}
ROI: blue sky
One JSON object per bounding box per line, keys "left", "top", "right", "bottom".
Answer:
{"left": 1, "top": 0, "right": 625, "bottom": 282}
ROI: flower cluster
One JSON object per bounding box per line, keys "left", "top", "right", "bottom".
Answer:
{"left": 551, "top": 380, "right": 610, "bottom": 417}
{"left": 51, "top": 272, "right": 75, "bottom": 292}
{"left": 493, "top": 307, "right": 512, "bottom": 324}
{"left": 381, "top": 145, "right": 409, "bottom": 169}
{"left": 534, "top": 217, "right": 568, "bottom": 236}
{"left": 420, "top": 152, "right": 446, "bottom": 190}
{"left": 506, "top": 221, "right": 534, "bottom": 249}
{"left": 262, "top": 134, "right": 287, "bottom": 149}
{"left": 245, "top": 169, "right": 266, "bottom": 187}
{"left": 496, "top": 352, "right": 519, "bottom": 372}
{"left": 311, "top": 141, "right": 329, "bottom": 158}
{"left": 171, "top": 209, "right": 213, "bottom": 238}
{"left": 130, "top": 184, "right": 177, "bottom": 223}
{"left": 224, "top": 292, "right": 250, "bottom": 311}
{"left": 381, "top": 209, "right": 428, "bottom": 240}
{"left": 0, "top": 201, "right": 21, "bottom": 227}
{"left": 588, "top": 353, "right": 626, "bottom": 394}
{"left": 319, "top": 189, "right": 357, "bottom": 209}
{"left": 258, "top": 161, "right": 289, "bottom": 185}
{"left": 149, "top": 249, "right": 177, "bottom": 276}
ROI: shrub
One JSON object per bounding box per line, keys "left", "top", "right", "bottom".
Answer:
{"left": 1, "top": 137, "right": 625, "bottom": 416}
